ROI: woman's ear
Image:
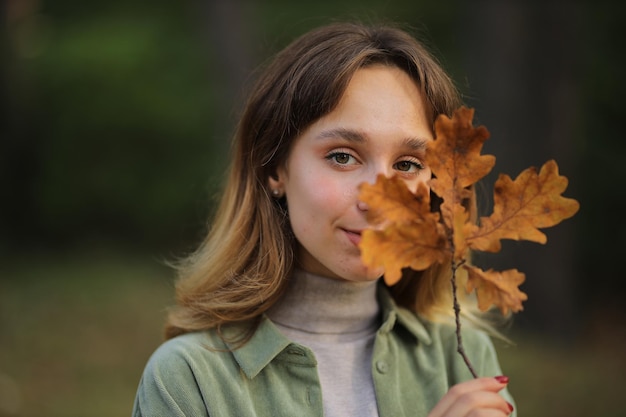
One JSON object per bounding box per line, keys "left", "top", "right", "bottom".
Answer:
{"left": 268, "top": 169, "right": 285, "bottom": 198}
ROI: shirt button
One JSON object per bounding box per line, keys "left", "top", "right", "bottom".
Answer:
{"left": 376, "top": 360, "right": 389, "bottom": 374}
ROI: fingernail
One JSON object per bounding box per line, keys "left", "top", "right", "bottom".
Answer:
{"left": 507, "top": 401, "right": 515, "bottom": 413}
{"left": 494, "top": 375, "right": 509, "bottom": 384}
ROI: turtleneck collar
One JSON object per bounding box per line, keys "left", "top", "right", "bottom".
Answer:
{"left": 266, "top": 269, "right": 381, "bottom": 335}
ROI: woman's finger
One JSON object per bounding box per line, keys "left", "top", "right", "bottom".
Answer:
{"left": 428, "top": 376, "right": 513, "bottom": 417}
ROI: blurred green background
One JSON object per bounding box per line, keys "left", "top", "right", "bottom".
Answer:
{"left": 2, "top": 1, "right": 625, "bottom": 416}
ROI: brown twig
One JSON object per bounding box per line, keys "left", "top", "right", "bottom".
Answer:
{"left": 450, "top": 257, "right": 478, "bottom": 378}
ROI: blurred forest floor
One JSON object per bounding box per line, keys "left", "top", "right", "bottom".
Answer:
{"left": 0, "top": 251, "right": 624, "bottom": 417}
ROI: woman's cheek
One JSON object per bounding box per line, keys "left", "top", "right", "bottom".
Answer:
{"left": 307, "top": 175, "right": 346, "bottom": 205}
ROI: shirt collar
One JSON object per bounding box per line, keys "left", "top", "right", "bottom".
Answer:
{"left": 221, "top": 317, "right": 293, "bottom": 379}
{"left": 377, "top": 284, "right": 433, "bottom": 345}
{"left": 223, "top": 281, "right": 433, "bottom": 379}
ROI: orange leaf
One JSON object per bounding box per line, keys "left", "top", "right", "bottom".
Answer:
{"left": 358, "top": 176, "right": 448, "bottom": 285}
{"left": 357, "top": 106, "right": 579, "bottom": 320}
{"left": 361, "top": 222, "right": 448, "bottom": 285}
{"left": 451, "top": 203, "right": 472, "bottom": 261}
{"left": 467, "top": 160, "right": 580, "bottom": 252}
{"left": 359, "top": 174, "right": 432, "bottom": 226}
{"left": 426, "top": 107, "right": 495, "bottom": 228}
{"left": 464, "top": 265, "right": 528, "bottom": 314}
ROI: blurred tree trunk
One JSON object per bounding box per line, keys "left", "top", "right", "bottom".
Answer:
{"left": 206, "top": 0, "right": 258, "bottom": 95}
{"left": 1, "top": 0, "right": 8, "bottom": 251}
{"left": 191, "top": 0, "right": 258, "bottom": 159}
{"left": 461, "top": 1, "right": 583, "bottom": 341}
{"left": 2, "top": 0, "right": 43, "bottom": 251}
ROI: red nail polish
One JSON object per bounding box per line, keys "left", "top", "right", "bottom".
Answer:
{"left": 495, "top": 375, "right": 509, "bottom": 384}
{"left": 507, "top": 401, "right": 515, "bottom": 413}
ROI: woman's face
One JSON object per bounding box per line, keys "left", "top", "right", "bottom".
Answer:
{"left": 270, "top": 65, "right": 433, "bottom": 282}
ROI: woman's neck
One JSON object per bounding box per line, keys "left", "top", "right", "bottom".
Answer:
{"left": 266, "top": 269, "right": 380, "bottom": 335}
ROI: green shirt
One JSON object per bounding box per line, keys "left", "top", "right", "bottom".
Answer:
{"left": 132, "top": 288, "right": 515, "bottom": 416}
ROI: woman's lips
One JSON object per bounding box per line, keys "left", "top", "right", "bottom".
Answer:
{"left": 343, "top": 229, "right": 363, "bottom": 246}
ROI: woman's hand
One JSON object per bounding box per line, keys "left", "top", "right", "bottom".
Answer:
{"left": 428, "top": 376, "right": 514, "bottom": 417}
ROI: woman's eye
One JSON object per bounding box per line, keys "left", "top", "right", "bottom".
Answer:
{"left": 334, "top": 153, "right": 351, "bottom": 164}
{"left": 327, "top": 152, "right": 356, "bottom": 165}
{"left": 394, "top": 160, "right": 424, "bottom": 173}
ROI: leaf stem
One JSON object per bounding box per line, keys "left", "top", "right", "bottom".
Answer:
{"left": 451, "top": 258, "right": 479, "bottom": 378}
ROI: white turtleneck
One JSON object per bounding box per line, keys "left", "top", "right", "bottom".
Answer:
{"left": 266, "top": 269, "right": 381, "bottom": 417}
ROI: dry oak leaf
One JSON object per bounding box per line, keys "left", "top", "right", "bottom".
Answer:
{"left": 359, "top": 177, "right": 448, "bottom": 285}
{"left": 427, "top": 107, "right": 495, "bottom": 228}
{"left": 467, "top": 159, "right": 580, "bottom": 253}
{"left": 451, "top": 203, "right": 472, "bottom": 261}
{"left": 359, "top": 172, "right": 432, "bottom": 226}
{"left": 464, "top": 265, "right": 528, "bottom": 314}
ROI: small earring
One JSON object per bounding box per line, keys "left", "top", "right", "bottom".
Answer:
{"left": 271, "top": 189, "right": 281, "bottom": 197}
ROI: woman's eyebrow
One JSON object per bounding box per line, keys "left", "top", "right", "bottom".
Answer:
{"left": 315, "top": 127, "right": 366, "bottom": 143}
{"left": 316, "top": 127, "right": 429, "bottom": 151}
{"left": 403, "top": 137, "right": 429, "bottom": 151}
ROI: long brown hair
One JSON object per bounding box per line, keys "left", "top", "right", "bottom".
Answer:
{"left": 165, "top": 21, "right": 473, "bottom": 340}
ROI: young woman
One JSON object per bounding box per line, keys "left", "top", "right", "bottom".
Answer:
{"left": 133, "top": 21, "right": 516, "bottom": 417}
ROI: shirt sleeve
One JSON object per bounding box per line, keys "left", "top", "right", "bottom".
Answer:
{"left": 132, "top": 339, "right": 210, "bottom": 417}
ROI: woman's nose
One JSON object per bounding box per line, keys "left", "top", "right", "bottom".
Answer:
{"left": 357, "top": 200, "right": 369, "bottom": 212}
{"left": 374, "top": 163, "right": 394, "bottom": 180}
{"left": 356, "top": 165, "right": 390, "bottom": 212}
